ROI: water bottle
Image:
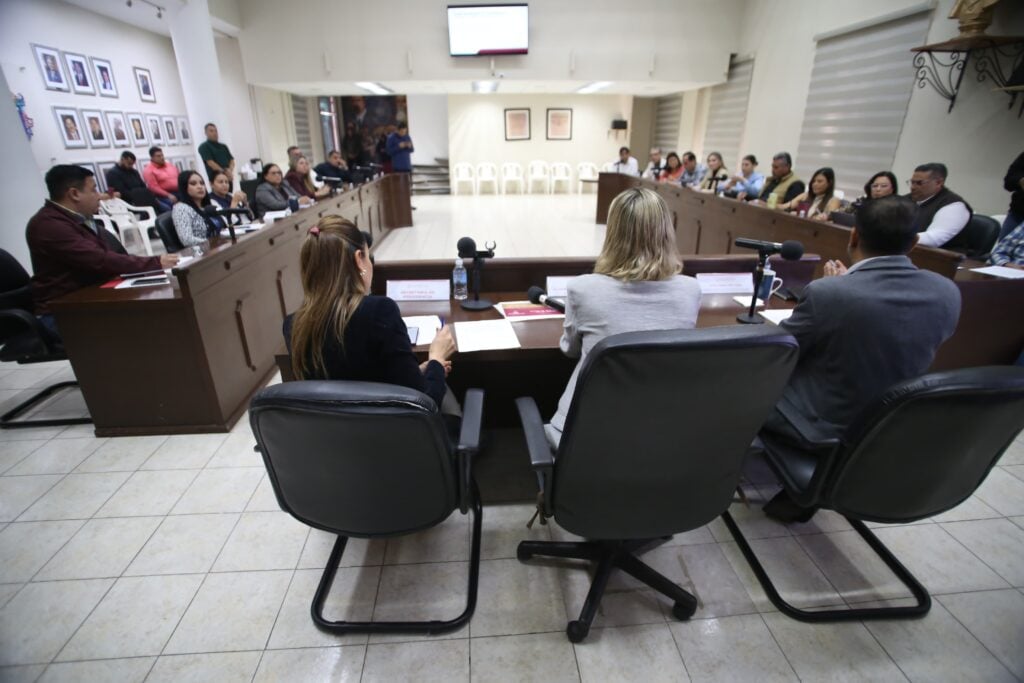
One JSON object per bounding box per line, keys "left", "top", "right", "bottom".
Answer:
{"left": 452, "top": 258, "right": 468, "bottom": 300}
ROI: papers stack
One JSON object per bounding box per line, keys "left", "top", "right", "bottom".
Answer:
{"left": 453, "top": 319, "right": 521, "bottom": 352}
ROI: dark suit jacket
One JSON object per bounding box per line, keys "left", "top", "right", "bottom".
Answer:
{"left": 775, "top": 255, "right": 960, "bottom": 442}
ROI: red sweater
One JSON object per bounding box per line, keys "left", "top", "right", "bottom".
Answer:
{"left": 26, "top": 201, "right": 162, "bottom": 314}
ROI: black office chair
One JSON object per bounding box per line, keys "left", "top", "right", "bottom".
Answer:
{"left": 727, "top": 366, "right": 1024, "bottom": 622}
{"left": 944, "top": 213, "right": 1001, "bottom": 260}
{"left": 249, "top": 381, "right": 484, "bottom": 635}
{"left": 515, "top": 326, "right": 799, "bottom": 642}
{"left": 0, "top": 249, "right": 91, "bottom": 428}
{"left": 240, "top": 178, "right": 259, "bottom": 208}
{"left": 828, "top": 210, "right": 856, "bottom": 227}
{"left": 155, "top": 212, "right": 184, "bottom": 253}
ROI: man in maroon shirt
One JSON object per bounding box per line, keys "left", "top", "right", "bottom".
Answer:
{"left": 26, "top": 165, "right": 178, "bottom": 339}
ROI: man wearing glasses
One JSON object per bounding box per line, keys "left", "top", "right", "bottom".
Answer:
{"left": 905, "top": 162, "right": 972, "bottom": 249}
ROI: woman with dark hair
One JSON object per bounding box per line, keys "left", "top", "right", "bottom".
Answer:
{"left": 723, "top": 154, "right": 765, "bottom": 198}
{"left": 171, "top": 170, "right": 218, "bottom": 247}
{"left": 778, "top": 166, "right": 841, "bottom": 220}
{"left": 863, "top": 171, "right": 898, "bottom": 200}
{"left": 253, "top": 163, "right": 308, "bottom": 218}
{"left": 657, "top": 152, "right": 685, "bottom": 184}
{"left": 285, "top": 156, "right": 331, "bottom": 201}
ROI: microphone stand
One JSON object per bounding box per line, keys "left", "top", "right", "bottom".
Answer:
{"left": 460, "top": 254, "right": 493, "bottom": 311}
{"left": 736, "top": 250, "right": 768, "bottom": 324}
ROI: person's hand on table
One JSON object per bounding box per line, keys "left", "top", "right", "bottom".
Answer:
{"left": 298, "top": 196, "right": 313, "bottom": 207}
{"left": 159, "top": 254, "right": 179, "bottom": 269}
{"left": 427, "top": 325, "right": 456, "bottom": 367}
{"left": 736, "top": 191, "right": 747, "bottom": 201}
{"left": 823, "top": 259, "right": 847, "bottom": 277}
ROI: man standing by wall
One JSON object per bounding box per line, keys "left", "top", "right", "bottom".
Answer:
{"left": 386, "top": 123, "right": 414, "bottom": 174}
{"left": 198, "top": 123, "right": 235, "bottom": 183}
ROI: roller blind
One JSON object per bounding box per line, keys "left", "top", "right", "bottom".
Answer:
{"left": 796, "top": 10, "right": 932, "bottom": 199}
{"left": 291, "top": 94, "right": 312, "bottom": 159}
{"left": 702, "top": 58, "right": 754, "bottom": 170}
{"left": 653, "top": 94, "right": 682, "bottom": 155}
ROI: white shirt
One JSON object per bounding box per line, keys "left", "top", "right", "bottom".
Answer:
{"left": 610, "top": 157, "right": 639, "bottom": 177}
{"left": 642, "top": 160, "right": 666, "bottom": 179}
{"left": 915, "top": 198, "right": 970, "bottom": 248}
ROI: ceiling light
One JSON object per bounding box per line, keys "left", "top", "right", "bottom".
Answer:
{"left": 355, "top": 82, "right": 393, "bottom": 96}
{"left": 472, "top": 81, "right": 498, "bottom": 93}
{"left": 576, "top": 81, "right": 612, "bottom": 94}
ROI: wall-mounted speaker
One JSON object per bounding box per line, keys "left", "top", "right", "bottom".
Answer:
{"left": 611, "top": 119, "right": 628, "bottom": 130}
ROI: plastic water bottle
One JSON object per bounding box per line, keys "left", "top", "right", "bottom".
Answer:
{"left": 452, "top": 258, "right": 468, "bottom": 300}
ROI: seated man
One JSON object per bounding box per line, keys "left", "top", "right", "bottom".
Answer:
{"left": 641, "top": 147, "right": 667, "bottom": 180}
{"left": 142, "top": 146, "right": 179, "bottom": 213}
{"left": 678, "top": 152, "right": 707, "bottom": 188}
{"left": 26, "top": 165, "right": 177, "bottom": 340}
{"left": 105, "top": 151, "right": 160, "bottom": 211}
{"left": 609, "top": 147, "right": 639, "bottom": 177}
{"left": 751, "top": 152, "right": 804, "bottom": 204}
{"left": 313, "top": 149, "right": 358, "bottom": 187}
{"left": 906, "top": 162, "right": 972, "bottom": 249}
{"left": 988, "top": 221, "right": 1024, "bottom": 268}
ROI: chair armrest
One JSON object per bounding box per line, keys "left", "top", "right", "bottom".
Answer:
{"left": 0, "top": 308, "right": 55, "bottom": 359}
{"left": 456, "top": 388, "right": 484, "bottom": 513}
{"left": 515, "top": 396, "right": 555, "bottom": 517}
{"left": 762, "top": 410, "right": 841, "bottom": 506}
{"left": 123, "top": 203, "right": 156, "bottom": 221}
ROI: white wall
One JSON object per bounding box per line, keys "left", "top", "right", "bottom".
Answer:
{"left": 407, "top": 95, "right": 449, "bottom": 166}
{"left": 251, "top": 86, "right": 294, "bottom": 169}
{"left": 0, "top": 66, "right": 45, "bottom": 270}
{"left": 214, "top": 35, "right": 260, "bottom": 169}
{"left": 448, "top": 94, "right": 633, "bottom": 181}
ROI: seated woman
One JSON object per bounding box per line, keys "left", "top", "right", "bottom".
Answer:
{"left": 844, "top": 171, "right": 898, "bottom": 214}
{"left": 285, "top": 156, "right": 331, "bottom": 201}
{"left": 658, "top": 152, "right": 685, "bottom": 184}
{"left": 284, "top": 215, "right": 458, "bottom": 413}
{"left": 545, "top": 187, "right": 703, "bottom": 447}
{"left": 698, "top": 152, "right": 729, "bottom": 193}
{"left": 722, "top": 154, "right": 765, "bottom": 198}
{"left": 171, "top": 170, "right": 218, "bottom": 247}
{"left": 253, "top": 163, "right": 309, "bottom": 218}
{"left": 777, "top": 167, "right": 841, "bottom": 220}
{"left": 209, "top": 170, "right": 251, "bottom": 223}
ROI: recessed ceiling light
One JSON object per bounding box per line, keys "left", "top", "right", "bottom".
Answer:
{"left": 355, "top": 82, "right": 393, "bottom": 95}
{"left": 576, "top": 81, "right": 612, "bottom": 94}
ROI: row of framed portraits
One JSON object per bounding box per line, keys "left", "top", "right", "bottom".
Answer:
{"left": 503, "top": 108, "right": 573, "bottom": 141}
{"left": 78, "top": 157, "right": 198, "bottom": 194}
{"left": 32, "top": 44, "right": 157, "bottom": 102}
{"left": 54, "top": 107, "right": 191, "bottom": 150}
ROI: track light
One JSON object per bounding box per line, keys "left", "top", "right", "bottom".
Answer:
{"left": 125, "top": 0, "right": 165, "bottom": 20}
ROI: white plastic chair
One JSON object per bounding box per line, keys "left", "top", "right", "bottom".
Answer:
{"left": 501, "top": 163, "right": 524, "bottom": 194}
{"left": 476, "top": 163, "right": 499, "bottom": 195}
{"left": 577, "top": 162, "right": 599, "bottom": 194}
{"left": 99, "top": 197, "right": 157, "bottom": 256}
{"left": 527, "top": 160, "right": 550, "bottom": 194}
{"left": 451, "top": 162, "right": 476, "bottom": 195}
{"left": 550, "top": 163, "right": 573, "bottom": 194}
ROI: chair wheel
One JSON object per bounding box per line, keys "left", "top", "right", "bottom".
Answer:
{"left": 566, "top": 620, "right": 590, "bottom": 643}
{"left": 516, "top": 546, "right": 534, "bottom": 561}
{"left": 672, "top": 600, "right": 697, "bottom": 621}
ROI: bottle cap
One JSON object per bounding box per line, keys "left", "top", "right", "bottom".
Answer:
{"left": 455, "top": 257, "right": 463, "bottom": 267}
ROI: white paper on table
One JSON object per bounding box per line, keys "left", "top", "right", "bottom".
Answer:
{"left": 696, "top": 272, "right": 754, "bottom": 294}
{"left": 733, "top": 295, "right": 765, "bottom": 309}
{"left": 453, "top": 319, "right": 521, "bottom": 353}
{"left": 970, "top": 265, "right": 1024, "bottom": 279}
{"left": 401, "top": 316, "right": 442, "bottom": 345}
{"left": 546, "top": 276, "right": 573, "bottom": 298}
{"left": 759, "top": 309, "right": 794, "bottom": 325}
{"left": 262, "top": 210, "right": 289, "bottom": 224}
{"left": 386, "top": 279, "right": 450, "bottom": 301}
{"left": 174, "top": 255, "right": 194, "bottom": 267}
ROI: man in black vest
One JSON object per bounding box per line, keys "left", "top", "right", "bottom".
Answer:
{"left": 906, "top": 162, "right": 972, "bottom": 249}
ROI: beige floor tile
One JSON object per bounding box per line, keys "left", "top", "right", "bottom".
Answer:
{"left": 38, "top": 658, "right": 154, "bottom": 683}
{"left": 930, "top": 494, "right": 1003, "bottom": 523}
{"left": 470, "top": 632, "right": 579, "bottom": 683}
{"left": 169, "top": 468, "right": 263, "bottom": 514}
{"left": 480, "top": 503, "right": 551, "bottom": 560}
{"left": 212, "top": 511, "right": 309, "bottom": 572}
{"left": 786, "top": 508, "right": 855, "bottom": 535}
{"left": 254, "top": 645, "right": 365, "bottom": 682}
{"left": 162, "top": 570, "right": 291, "bottom": 654}
{"left": 243, "top": 475, "right": 280, "bottom": 512}
{"left": 1011, "top": 515, "right": 1024, "bottom": 531}
{"left": 938, "top": 589, "right": 1024, "bottom": 678}
{"left": 796, "top": 530, "right": 919, "bottom": 604}
{"left": 0, "top": 366, "right": 63, "bottom": 391}
{"left": 266, "top": 567, "right": 375, "bottom": 649}
{"left": 73, "top": 436, "right": 167, "bottom": 473}
{"left": 16, "top": 472, "right": 130, "bottom": 522}
{"left": 644, "top": 542, "right": 758, "bottom": 619}
{"left": 574, "top": 623, "right": 689, "bottom": 682}
{"left": 4, "top": 438, "right": 104, "bottom": 476}
{"left": 125, "top": 513, "right": 239, "bottom": 576}
{"left": 974, "top": 467, "right": 1024, "bottom": 516}
{"left": 51, "top": 423, "right": 96, "bottom": 440}
{"left": 140, "top": 433, "right": 227, "bottom": 470}
{"left": 670, "top": 614, "right": 797, "bottom": 682}
{"left": 0, "top": 579, "right": 113, "bottom": 665}
{"left": 0, "top": 520, "right": 84, "bottom": 583}
{"left": 94, "top": 470, "right": 198, "bottom": 518}
{"left": 297, "top": 530, "right": 386, "bottom": 569}
{"left": 942, "top": 517, "right": 1024, "bottom": 586}
{"left": 57, "top": 574, "right": 202, "bottom": 660}
{"left": 1003, "top": 464, "right": 1024, "bottom": 482}
{"left": 370, "top": 561, "right": 471, "bottom": 638}
{"left": 383, "top": 510, "right": 470, "bottom": 565}
{"left": 998, "top": 433, "right": 1024, "bottom": 465}
{"left": 0, "top": 426, "right": 65, "bottom": 443}
{"left": 0, "top": 475, "right": 62, "bottom": 522}
{"left": 719, "top": 537, "right": 844, "bottom": 612}
{"left": 763, "top": 613, "right": 907, "bottom": 682}
{"left": 206, "top": 430, "right": 262, "bottom": 469}
{"left": 35, "top": 517, "right": 161, "bottom": 581}
{"left": 0, "top": 664, "right": 46, "bottom": 682}
{"left": 0, "top": 442, "right": 42, "bottom": 474}
{"left": 146, "top": 652, "right": 262, "bottom": 683}
{"left": 362, "top": 639, "right": 469, "bottom": 682}
{"left": 0, "top": 584, "right": 23, "bottom": 610}
{"left": 557, "top": 557, "right": 669, "bottom": 629}
{"left": 472, "top": 558, "right": 566, "bottom": 637}
{"left": 872, "top": 524, "right": 1009, "bottom": 594}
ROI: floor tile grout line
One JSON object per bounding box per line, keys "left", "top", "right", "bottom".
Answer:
{"left": 44, "top": 574, "right": 119, "bottom": 669}
{"left": 936, "top": 517, "right": 1024, "bottom": 589}
{"left": 933, "top": 591, "right": 1024, "bottom": 679}
{"left": 21, "top": 518, "right": 89, "bottom": 585}
{"left": 0, "top": 440, "right": 46, "bottom": 476}
{"left": 756, "top": 612, "right": 803, "bottom": 681}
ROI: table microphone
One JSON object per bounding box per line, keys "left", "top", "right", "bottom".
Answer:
{"left": 204, "top": 205, "right": 254, "bottom": 221}
{"left": 527, "top": 286, "right": 565, "bottom": 313}
{"left": 457, "top": 236, "right": 495, "bottom": 260}
{"left": 734, "top": 238, "right": 804, "bottom": 260}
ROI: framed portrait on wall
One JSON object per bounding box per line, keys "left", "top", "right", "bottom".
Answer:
{"left": 126, "top": 112, "right": 148, "bottom": 146}
{"left": 162, "top": 116, "right": 177, "bottom": 145}
{"left": 176, "top": 117, "right": 191, "bottom": 144}
{"left": 63, "top": 52, "right": 95, "bottom": 95}
{"left": 546, "top": 108, "right": 572, "bottom": 141}
{"left": 53, "top": 107, "right": 87, "bottom": 149}
{"left": 134, "top": 67, "right": 156, "bottom": 103}
{"left": 105, "top": 111, "right": 130, "bottom": 147}
{"left": 81, "top": 109, "right": 110, "bottom": 148}
{"left": 98, "top": 162, "right": 116, "bottom": 190}
{"left": 504, "top": 108, "right": 530, "bottom": 141}
{"left": 173, "top": 158, "right": 186, "bottom": 172}
{"left": 91, "top": 57, "right": 118, "bottom": 98}
{"left": 76, "top": 162, "right": 98, "bottom": 186}
{"left": 146, "top": 114, "right": 163, "bottom": 144}
{"left": 32, "top": 44, "right": 69, "bottom": 92}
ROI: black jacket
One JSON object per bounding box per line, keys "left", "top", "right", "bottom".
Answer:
{"left": 1004, "top": 151, "right": 1024, "bottom": 218}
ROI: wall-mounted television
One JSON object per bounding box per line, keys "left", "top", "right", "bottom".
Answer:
{"left": 447, "top": 4, "right": 528, "bottom": 57}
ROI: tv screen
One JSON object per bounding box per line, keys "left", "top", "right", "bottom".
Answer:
{"left": 448, "top": 4, "right": 528, "bottom": 57}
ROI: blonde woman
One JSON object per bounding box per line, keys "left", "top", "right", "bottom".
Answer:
{"left": 285, "top": 156, "right": 331, "bottom": 201}
{"left": 284, "top": 215, "right": 456, "bottom": 409}
{"left": 545, "top": 187, "right": 702, "bottom": 446}
{"left": 698, "top": 152, "right": 729, "bottom": 193}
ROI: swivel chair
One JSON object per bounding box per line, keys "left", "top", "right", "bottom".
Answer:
{"left": 944, "top": 213, "right": 1001, "bottom": 260}
{"left": 155, "top": 212, "right": 184, "bottom": 253}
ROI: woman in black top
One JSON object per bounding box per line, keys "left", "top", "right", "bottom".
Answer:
{"left": 283, "top": 215, "right": 456, "bottom": 408}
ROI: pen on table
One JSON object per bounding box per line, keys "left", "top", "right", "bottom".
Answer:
{"left": 439, "top": 316, "right": 445, "bottom": 328}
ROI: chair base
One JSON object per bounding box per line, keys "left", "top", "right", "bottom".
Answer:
{"left": 721, "top": 510, "right": 931, "bottom": 622}
{"left": 310, "top": 483, "right": 482, "bottom": 635}
{"left": 1, "top": 380, "right": 92, "bottom": 429}
{"left": 517, "top": 537, "right": 697, "bottom": 642}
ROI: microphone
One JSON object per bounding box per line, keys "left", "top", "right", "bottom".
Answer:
{"left": 734, "top": 238, "right": 804, "bottom": 260}
{"left": 457, "top": 236, "right": 495, "bottom": 259}
{"left": 527, "top": 286, "right": 565, "bottom": 313}
{"left": 315, "top": 174, "right": 345, "bottom": 185}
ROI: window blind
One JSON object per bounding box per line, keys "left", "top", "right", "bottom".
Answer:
{"left": 291, "top": 94, "right": 312, "bottom": 159}
{"left": 652, "top": 94, "right": 683, "bottom": 155}
{"left": 702, "top": 58, "right": 754, "bottom": 170}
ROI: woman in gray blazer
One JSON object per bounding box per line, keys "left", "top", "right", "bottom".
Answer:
{"left": 254, "top": 163, "right": 309, "bottom": 218}
{"left": 545, "top": 187, "right": 703, "bottom": 447}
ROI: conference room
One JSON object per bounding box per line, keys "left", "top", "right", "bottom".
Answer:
{"left": 2, "top": 0, "right": 1024, "bottom": 680}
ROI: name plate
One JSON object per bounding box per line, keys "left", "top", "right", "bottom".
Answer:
{"left": 386, "top": 279, "right": 450, "bottom": 301}
{"left": 546, "top": 276, "right": 573, "bottom": 298}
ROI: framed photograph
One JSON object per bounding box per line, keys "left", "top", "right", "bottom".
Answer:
{"left": 161, "top": 116, "right": 177, "bottom": 145}
{"left": 146, "top": 114, "right": 163, "bottom": 144}
{"left": 176, "top": 117, "right": 191, "bottom": 144}
{"left": 134, "top": 67, "right": 156, "bottom": 103}
{"left": 105, "top": 111, "right": 130, "bottom": 147}
{"left": 76, "top": 162, "right": 98, "bottom": 187}
{"left": 53, "top": 107, "right": 87, "bottom": 149}
{"left": 98, "top": 162, "right": 116, "bottom": 192}
{"left": 139, "top": 158, "right": 151, "bottom": 175}
{"left": 546, "top": 108, "right": 572, "bottom": 141}
{"left": 63, "top": 52, "right": 94, "bottom": 95}
{"left": 504, "top": 108, "right": 530, "bottom": 141}
{"left": 90, "top": 57, "right": 118, "bottom": 98}
{"left": 32, "top": 44, "right": 69, "bottom": 92}
{"left": 80, "top": 109, "right": 109, "bottom": 148}
{"left": 187, "top": 157, "right": 197, "bottom": 171}
{"left": 126, "top": 112, "right": 148, "bottom": 146}
{"left": 173, "top": 158, "right": 186, "bottom": 172}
